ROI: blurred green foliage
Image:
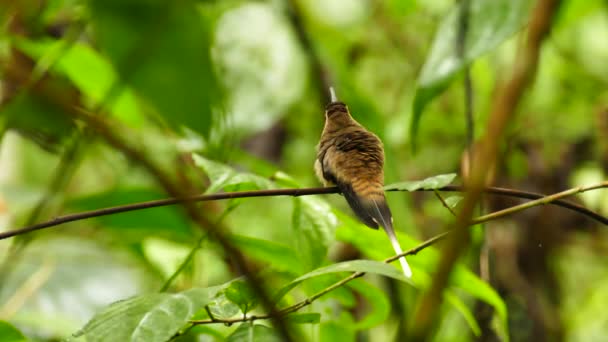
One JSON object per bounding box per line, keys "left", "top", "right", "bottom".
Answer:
{"left": 1, "top": 0, "right": 607, "bottom": 341}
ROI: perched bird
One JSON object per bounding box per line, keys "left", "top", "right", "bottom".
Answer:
{"left": 315, "top": 88, "right": 412, "bottom": 278}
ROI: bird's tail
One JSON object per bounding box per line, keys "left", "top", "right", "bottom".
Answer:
{"left": 380, "top": 216, "right": 413, "bottom": 278}
{"left": 340, "top": 183, "right": 413, "bottom": 278}
{"left": 366, "top": 196, "right": 413, "bottom": 278}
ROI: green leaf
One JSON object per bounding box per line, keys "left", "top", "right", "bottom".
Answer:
{"left": 230, "top": 235, "right": 301, "bottom": 275}
{"left": 291, "top": 196, "right": 337, "bottom": 271}
{"left": 87, "top": 0, "right": 220, "bottom": 137}
{"left": 192, "top": 154, "right": 274, "bottom": 194}
{"left": 410, "top": 0, "right": 533, "bottom": 146}
{"left": 14, "top": 38, "right": 143, "bottom": 126}
{"left": 451, "top": 265, "right": 508, "bottom": 332}
{"left": 0, "top": 321, "right": 27, "bottom": 342}
{"left": 274, "top": 260, "right": 410, "bottom": 303}
{"left": 206, "top": 292, "right": 241, "bottom": 320}
{"left": 285, "top": 313, "right": 321, "bottom": 325}
{"left": 445, "top": 195, "right": 464, "bottom": 208}
{"left": 223, "top": 281, "right": 259, "bottom": 315}
{"left": 444, "top": 292, "right": 481, "bottom": 336}
{"left": 74, "top": 287, "right": 219, "bottom": 342}
{"left": 226, "top": 323, "right": 281, "bottom": 342}
{"left": 385, "top": 173, "right": 457, "bottom": 191}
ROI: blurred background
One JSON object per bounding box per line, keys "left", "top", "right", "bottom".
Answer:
{"left": 1, "top": 0, "right": 608, "bottom": 341}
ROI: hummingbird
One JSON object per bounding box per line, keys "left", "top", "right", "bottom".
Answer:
{"left": 315, "top": 88, "right": 412, "bottom": 278}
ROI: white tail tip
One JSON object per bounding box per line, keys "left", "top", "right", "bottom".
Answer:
{"left": 398, "top": 256, "right": 413, "bottom": 278}
{"left": 385, "top": 227, "right": 413, "bottom": 278}
{"left": 329, "top": 87, "right": 338, "bottom": 102}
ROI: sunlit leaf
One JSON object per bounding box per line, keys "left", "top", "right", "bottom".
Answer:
{"left": 385, "top": 173, "right": 457, "bottom": 191}
{"left": 445, "top": 195, "right": 464, "bottom": 208}
{"left": 74, "top": 287, "right": 219, "bottom": 342}
{"left": 410, "top": 0, "right": 533, "bottom": 146}
{"left": 207, "top": 292, "right": 241, "bottom": 320}
{"left": 0, "top": 321, "right": 27, "bottom": 342}
{"left": 192, "top": 154, "right": 274, "bottom": 194}
{"left": 14, "top": 38, "right": 143, "bottom": 126}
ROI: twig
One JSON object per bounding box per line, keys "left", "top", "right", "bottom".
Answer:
{"left": 433, "top": 190, "right": 457, "bottom": 217}
{"left": 1, "top": 184, "right": 606, "bottom": 241}
{"left": 409, "top": 0, "right": 561, "bottom": 339}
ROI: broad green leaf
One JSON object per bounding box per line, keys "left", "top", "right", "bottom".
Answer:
{"left": 274, "top": 260, "right": 410, "bottom": 303}
{"left": 74, "top": 287, "right": 219, "bottom": 342}
{"left": 226, "top": 323, "right": 281, "bottom": 342}
{"left": 285, "top": 313, "right": 321, "bottom": 324}
{"left": 348, "top": 280, "right": 390, "bottom": 330}
{"left": 14, "top": 38, "right": 143, "bottom": 126}
{"left": 385, "top": 173, "right": 457, "bottom": 191}
{"left": 451, "top": 266, "right": 507, "bottom": 331}
{"left": 230, "top": 235, "right": 301, "bottom": 274}
{"left": 87, "top": 0, "right": 220, "bottom": 137}
{"left": 410, "top": 0, "right": 533, "bottom": 146}
{"left": 223, "top": 281, "right": 259, "bottom": 315}
{"left": 207, "top": 292, "right": 241, "bottom": 320}
{"left": 291, "top": 195, "right": 337, "bottom": 271}
{"left": 0, "top": 321, "right": 27, "bottom": 342}
{"left": 192, "top": 154, "right": 274, "bottom": 194}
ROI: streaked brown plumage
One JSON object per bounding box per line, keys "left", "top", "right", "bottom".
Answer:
{"left": 315, "top": 98, "right": 412, "bottom": 277}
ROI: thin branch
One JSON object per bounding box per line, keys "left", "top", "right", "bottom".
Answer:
{"left": 433, "top": 190, "right": 457, "bottom": 217}
{"left": 1, "top": 184, "right": 606, "bottom": 241}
